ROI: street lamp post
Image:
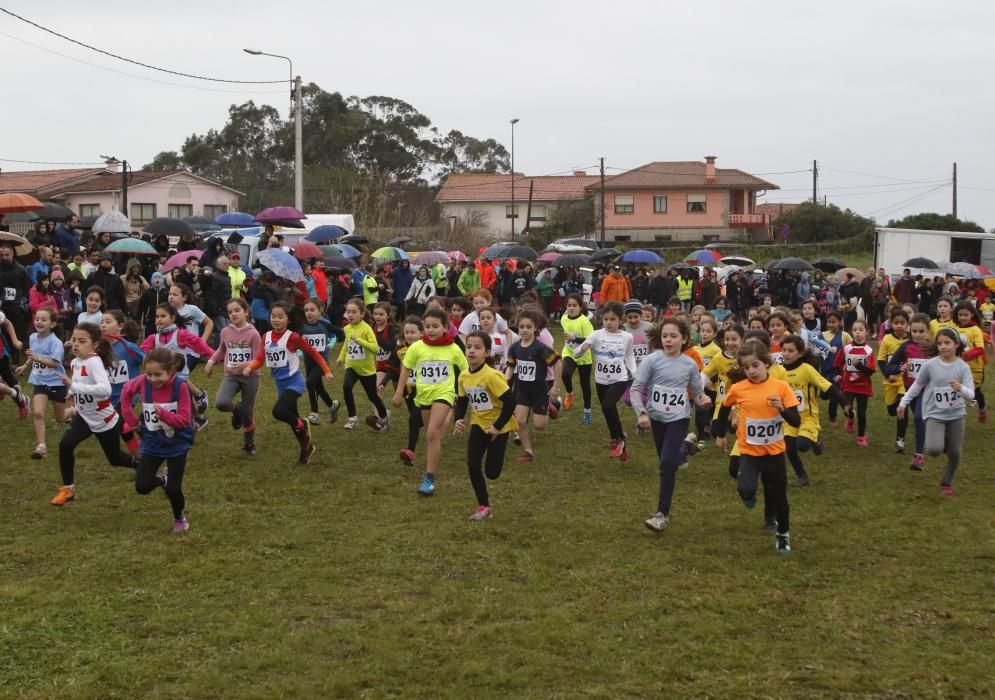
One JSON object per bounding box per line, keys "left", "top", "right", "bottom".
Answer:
{"left": 510, "top": 118, "right": 519, "bottom": 239}
{"left": 244, "top": 49, "right": 303, "bottom": 212}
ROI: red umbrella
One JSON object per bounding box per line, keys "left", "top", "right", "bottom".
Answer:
{"left": 448, "top": 251, "right": 468, "bottom": 262}
{"left": 0, "top": 193, "right": 44, "bottom": 214}
{"left": 255, "top": 206, "right": 306, "bottom": 223}
{"left": 161, "top": 249, "right": 203, "bottom": 273}
{"left": 292, "top": 242, "right": 323, "bottom": 260}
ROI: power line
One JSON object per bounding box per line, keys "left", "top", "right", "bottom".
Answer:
{"left": 820, "top": 165, "right": 949, "bottom": 185}
{"left": 865, "top": 183, "right": 949, "bottom": 218}
{"left": 0, "top": 157, "right": 106, "bottom": 166}
{"left": 0, "top": 6, "right": 286, "bottom": 84}
{"left": 0, "top": 29, "right": 287, "bottom": 95}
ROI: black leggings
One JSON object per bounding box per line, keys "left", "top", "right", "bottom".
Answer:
{"left": 305, "top": 359, "right": 334, "bottom": 413}
{"left": 467, "top": 426, "right": 509, "bottom": 507}
{"left": 784, "top": 435, "right": 816, "bottom": 478}
{"left": 846, "top": 393, "right": 869, "bottom": 437}
{"left": 738, "top": 453, "right": 790, "bottom": 535}
{"left": 886, "top": 399, "right": 909, "bottom": 440}
{"left": 975, "top": 387, "right": 986, "bottom": 411}
{"left": 405, "top": 392, "right": 422, "bottom": 451}
{"left": 343, "top": 369, "right": 387, "bottom": 419}
{"left": 596, "top": 380, "right": 630, "bottom": 441}
{"left": 0, "top": 355, "right": 18, "bottom": 390}
{"left": 561, "top": 358, "right": 592, "bottom": 409}
{"left": 135, "top": 453, "right": 187, "bottom": 519}
{"left": 272, "top": 389, "right": 309, "bottom": 446}
{"left": 694, "top": 389, "right": 716, "bottom": 437}
{"left": 59, "top": 415, "right": 134, "bottom": 486}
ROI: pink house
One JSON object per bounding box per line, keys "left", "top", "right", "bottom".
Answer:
{"left": 589, "top": 157, "right": 778, "bottom": 243}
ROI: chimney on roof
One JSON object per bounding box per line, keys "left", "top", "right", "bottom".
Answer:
{"left": 104, "top": 158, "right": 121, "bottom": 173}
{"left": 704, "top": 156, "right": 717, "bottom": 184}
{"left": 573, "top": 170, "right": 587, "bottom": 177}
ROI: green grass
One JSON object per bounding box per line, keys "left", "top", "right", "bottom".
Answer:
{"left": 2, "top": 335, "right": 994, "bottom": 698}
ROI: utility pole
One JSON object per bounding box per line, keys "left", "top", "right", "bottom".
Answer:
{"left": 510, "top": 118, "right": 519, "bottom": 240}
{"left": 599, "top": 157, "right": 606, "bottom": 244}
{"left": 294, "top": 75, "right": 303, "bottom": 211}
{"left": 122, "top": 160, "right": 129, "bottom": 212}
{"left": 812, "top": 159, "right": 818, "bottom": 205}
{"left": 952, "top": 162, "right": 958, "bottom": 219}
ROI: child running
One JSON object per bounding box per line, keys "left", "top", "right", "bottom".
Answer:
{"left": 631, "top": 318, "right": 709, "bottom": 532}
{"left": 713, "top": 339, "right": 801, "bottom": 554}
{"left": 834, "top": 319, "right": 876, "bottom": 446}
{"left": 886, "top": 313, "right": 932, "bottom": 470}
{"left": 372, "top": 302, "right": 400, "bottom": 400}
{"left": 692, "top": 317, "right": 721, "bottom": 440}
{"left": 454, "top": 331, "right": 518, "bottom": 521}
{"left": 395, "top": 316, "right": 425, "bottom": 466}
{"left": 478, "top": 307, "right": 511, "bottom": 371}
{"left": 338, "top": 298, "right": 390, "bottom": 431}
{"left": 575, "top": 301, "right": 636, "bottom": 460}
{"left": 954, "top": 300, "right": 987, "bottom": 422}
{"left": 821, "top": 311, "right": 851, "bottom": 426}
{"left": 16, "top": 309, "right": 65, "bottom": 459}
{"left": 244, "top": 302, "right": 332, "bottom": 464}
{"left": 878, "top": 308, "right": 911, "bottom": 452}
{"left": 301, "top": 298, "right": 344, "bottom": 425}
{"left": 121, "top": 348, "right": 196, "bottom": 532}
{"left": 505, "top": 309, "right": 562, "bottom": 463}
{"left": 393, "top": 308, "right": 469, "bottom": 496}
{"left": 560, "top": 293, "right": 594, "bottom": 424}
{"left": 100, "top": 310, "right": 145, "bottom": 455}
{"left": 0, "top": 309, "right": 30, "bottom": 418}
{"left": 167, "top": 283, "right": 213, "bottom": 416}
{"left": 929, "top": 296, "right": 956, "bottom": 338}
{"left": 204, "top": 298, "right": 262, "bottom": 456}
{"left": 49, "top": 323, "right": 138, "bottom": 506}
{"left": 898, "top": 328, "right": 975, "bottom": 497}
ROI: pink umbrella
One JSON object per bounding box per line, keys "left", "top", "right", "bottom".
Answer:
{"left": 539, "top": 251, "right": 562, "bottom": 263}
{"left": 255, "top": 206, "right": 306, "bottom": 223}
{"left": 975, "top": 264, "right": 993, "bottom": 276}
{"left": 291, "top": 242, "right": 323, "bottom": 260}
{"left": 161, "top": 249, "right": 202, "bottom": 273}
{"left": 448, "top": 250, "right": 468, "bottom": 262}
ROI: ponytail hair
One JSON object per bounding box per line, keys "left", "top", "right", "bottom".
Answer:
{"left": 144, "top": 347, "right": 185, "bottom": 373}
{"left": 74, "top": 322, "right": 115, "bottom": 369}
{"left": 155, "top": 302, "right": 187, "bottom": 329}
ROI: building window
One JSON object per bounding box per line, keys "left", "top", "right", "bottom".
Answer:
{"left": 687, "top": 194, "right": 707, "bottom": 213}
{"left": 529, "top": 205, "right": 547, "bottom": 222}
{"left": 168, "top": 204, "right": 193, "bottom": 219}
{"left": 702, "top": 234, "right": 721, "bottom": 243}
{"left": 613, "top": 235, "right": 631, "bottom": 242}
{"left": 131, "top": 203, "right": 156, "bottom": 226}
{"left": 614, "top": 195, "right": 634, "bottom": 214}
{"left": 505, "top": 205, "right": 519, "bottom": 219}
{"left": 203, "top": 204, "right": 227, "bottom": 220}
{"left": 654, "top": 234, "right": 672, "bottom": 242}
{"left": 653, "top": 195, "right": 668, "bottom": 214}
{"left": 78, "top": 203, "right": 101, "bottom": 218}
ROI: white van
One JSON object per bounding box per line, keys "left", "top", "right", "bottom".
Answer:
{"left": 302, "top": 213, "right": 355, "bottom": 234}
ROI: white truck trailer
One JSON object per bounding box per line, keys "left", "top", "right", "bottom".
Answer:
{"left": 874, "top": 227, "right": 995, "bottom": 273}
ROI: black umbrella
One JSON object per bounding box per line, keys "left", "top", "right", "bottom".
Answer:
{"left": 145, "top": 217, "right": 195, "bottom": 238}
{"left": 552, "top": 253, "right": 592, "bottom": 268}
{"left": 340, "top": 234, "right": 369, "bottom": 245}
{"left": 769, "top": 257, "right": 814, "bottom": 271}
{"left": 182, "top": 215, "right": 221, "bottom": 232}
{"left": 39, "top": 202, "right": 75, "bottom": 221}
{"left": 482, "top": 243, "right": 511, "bottom": 259}
{"left": 387, "top": 235, "right": 414, "bottom": 247}
{"left": 77, "top": 214, "right": 99, "bottom": 231}
{"left": 264, "top": 218, "right": 306, "bottom": 229}
{"left": 590, "top": 247, "right": 622, "bottom": 262}
{"left": 902, "top": 257, "right": 939, "bottom": 269}
{"left": 812, "top": 256, "right": 846, "bottom": 272}
{"left": 668, "top": 262, "right": 695, "bottom": 271}
{"left": 494, "top": 244, "right": 537, "bottom": 260}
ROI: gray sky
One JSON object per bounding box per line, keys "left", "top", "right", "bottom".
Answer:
{"left": 2, "top": 0, "right": 993, "bottom": 227}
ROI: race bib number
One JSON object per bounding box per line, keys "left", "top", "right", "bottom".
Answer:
{"left": 745, "top": 416, "right": 783, "bottom": 445}
{"left": 73, "top": 392, "right": 96, "bottom": 411}
{"left": 983, "top": 310, "right": 994, "bottom": 322}
{"left": 346, "top": 341, "right": 365, "bottom": 361}
{"left": 595, "top": 358, "right": 624, "bottom": 383}
{"left": 515, "top": 360, "right": 537, "bottom": 383}
{"left": 565, "top": 336, "right": 582, "bottom": 350}
{"left": 226, "top": 347, "right": 253, "bottom": 367}
{"left": 32, "top": 359, "right": 46, "bottom": 372}
{"left": 265, "top": 347, "right": 288, "bottom": 368}
{"left": 2, "top": 287, "right": 15, "bottom": 301}
{"left": 466, "top": 386, "right": 493, "bottom": 412}
{"left": 418, "top": 361, "right": 450, "bottom": 385}
{"left": 633, "top": 344, "right": 649, "bottom": 362}
{"left": 906, "top": 358, "right": 926, "bottom": 380}
{"left": 793, "top": 389, "right": 806, "bottom": 412}
{"left": 649, "top": 385, "right": 689, "bottom": 417}
{"left": 844, "top": 354, "right": 864, "bottom": 370}
{"left": 702, "top": 355, "right": 712, "bottom": 367}
{"left": 303, "top": 334, "right": 327, "bottom": 352}
{"left": 934, "top": 389, "right": 964, "bottom": 409}
{"left": 141, "top": 401, "right": 177, "bottom": 432}
{"left": 770, "top": 351, "right": 784, "bottom": 365}
{"left": 717, "top": 380, "right": 726, "bottom": 401}
{"left": 108, "top": 360, "right": 129, "bottom": 384}
{"left": 376, "top": 347, "right": 391, "bottom": 362}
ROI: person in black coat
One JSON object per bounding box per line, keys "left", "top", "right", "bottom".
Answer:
{"left": 87, "top": 252, "right": 126, "bottom": 311}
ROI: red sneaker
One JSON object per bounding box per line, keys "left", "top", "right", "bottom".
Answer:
{"left": 609, "top": 439, "right": 626, "bottom": 459}
{"left": 17, "top": 394, "right": 30, "bottom": 420}
{"left": 845, "top": 417, "right": 854, "bottom": 434}
{"left": 398, "top": 448, "right": 415, "bottom": 465}
{"left": 940, "top": 484, "right": 955, "bottom": 498}
{"left": 516, "top": 451, "right": 534, "bottom": 463}
{"left": 979, "top": 410, "right": 987, "bottom": 423}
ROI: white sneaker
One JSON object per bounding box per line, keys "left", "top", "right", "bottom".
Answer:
{"left": 328, "top": 399, "right": 341, "bottom": 423}
{"left": 307, "top": 412, "right": 321, "bottom": 425}
{"left": 344, "top": 416, "right": 358, "bottom": 430}
{"left": 644, "top": 512, "right": 669, "bottom": 532}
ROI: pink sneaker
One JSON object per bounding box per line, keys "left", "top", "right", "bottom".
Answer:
{"left": 398, "top": 448, "right": 415, "bottom": 465}
{"left": 940, "top": 485, "right": 955, "bottom": 498}
{"left": 17, "top": 394, "right": 30, "bottom": 420}
{"left": 845, "top": 417, "right": 855, "bottom": 434}
{"left": 172, "top": 518, "right": 189, "bottom": 533}
{"left": 856, "top": 436, "right": 868, "bottom": 447}
{"left": 470, "top": 505, "right": 492, "bottom": 521}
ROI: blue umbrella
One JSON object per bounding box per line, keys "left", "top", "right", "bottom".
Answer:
{"left": 216, "top": 211, "right": 256, "bottom": 227}
{"left": 305, "top": 225, "right": 348, "bottom": 243}
{"left": 257, "top": 248, "right": 305, "bottom": 283}
{"left": 618, "top": 249, "right": 663, "bottom": 265}
{"left": 336, "top": 243, "right": 362, "bottom": 259}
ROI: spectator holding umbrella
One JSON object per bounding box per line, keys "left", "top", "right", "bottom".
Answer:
{"left": 88, "top": 252, "right": 126, "bottom": 311}
{"left": 893, "top": 268, "right": 916, "bottom": 305}
{"left": 391, "top": 259, "right": 414, "bottom": 322}
{"left": 94, "top": 230, "right": 113, "bottom": 252}
{"left": 54, "top": 214, "right": 80, "bottom": 255}
{"left": 405, "top": 266, "right": 436, "bottom": 317}
{"left": 457, "top": 261, "right": 480, "bottom": 297}
{"left": 120, "top": 258, "right": 149, "bottom": 318}
{"left": 200, "top": 238, "right": 226, "bottom": 271}
{"left": 28, "top": 221, "right": 55, "bottom": 248}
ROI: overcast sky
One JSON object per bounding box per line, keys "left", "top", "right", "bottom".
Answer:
{"left": 2, "top": 0, "right": 993, "bottom": 227}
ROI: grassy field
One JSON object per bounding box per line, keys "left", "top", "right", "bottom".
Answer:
{"left": 2, "top": 330, "right": 994, "bottom": 699}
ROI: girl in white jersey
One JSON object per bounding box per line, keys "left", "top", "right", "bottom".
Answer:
{"left": 49, "top": 323, "right": 137, "bottom": 506}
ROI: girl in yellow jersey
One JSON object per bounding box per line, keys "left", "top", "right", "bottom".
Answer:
{"left": 393, "top": 308, "right": 469, "bottom": 497}
{"left": 877, "top": 308, "right": 911, "bottom": 452}
{"left": 929, "top": 296, "right": 956, "bottom": 338}
{"left": 559, "top": 294, "right": 594, "bottom": 422}
{"left": 454, "top": 331, "right": 519, "bottom": 521}
{"left": 703, "top": 324, "right": 743, "bottom": 479}
{"left": 395, "top": 316, "right": 424, "bottom": 466}
{"left": 338, "top": 298, "right": 390, "bottom": 431}
{"left": 781, "top": 335, "right": 850, "bottom": 487}
{"left": 693, "top": 317, "right": 722, "bottom": 439}
{"left": 954, "top": 300, "right": 987, "bottom": 422}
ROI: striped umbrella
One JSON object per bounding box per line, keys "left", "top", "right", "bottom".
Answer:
{"left": 371, "top": 246, "right": 409, "bottom": 262}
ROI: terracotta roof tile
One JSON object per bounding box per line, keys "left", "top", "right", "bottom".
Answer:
{"left": 0, "top": 168, "right": 109, "bottom": 194}
{"left": 48, "top": 170, "right": 244, "bottom": 196}
{"left": 594, "top": 161, "right": 778, "bottom": 190}
{"left": 756, "top": 202, "right": 800, "bottom": 219}
{"left": 436, "top": 173, "right": 599, "bottom": 203}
